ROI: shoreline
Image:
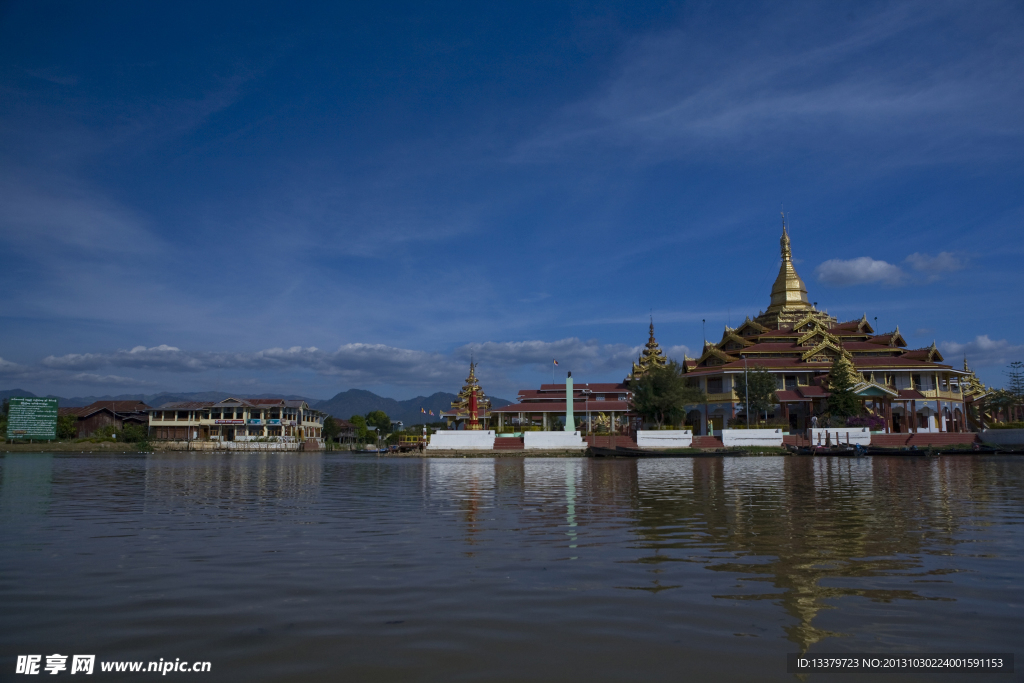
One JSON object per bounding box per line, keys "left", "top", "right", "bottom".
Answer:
{"left": 1, "top": 443, "right": 993, "bottom": 456}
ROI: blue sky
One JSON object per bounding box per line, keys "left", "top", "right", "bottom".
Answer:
{"left": 1, "top": 0, "right": 1022, "bottom": 400}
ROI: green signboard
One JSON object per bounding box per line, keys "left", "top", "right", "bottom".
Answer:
{"left": 6, "top": 397, "right": 59, "bottom": 440}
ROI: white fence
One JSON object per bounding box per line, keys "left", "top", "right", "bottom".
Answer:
{"left": 637, "top": 430, "right": 693, "bottom": 449}
{"left": 427, "top": 430, "right": 496, "bottom": 450}
{"left": 523, "top": 431, "right": 586, "bottom": 450}
{"left": 979, "top": 429, "right": 1024, "bottom": 446}
{"left": 721, "top": 429, "right": 784, "bottom": 447}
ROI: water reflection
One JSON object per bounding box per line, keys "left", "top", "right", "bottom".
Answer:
{"left": 423, "top": 455, "right": 1024, "bottom": 652}
{"left": 0, "top": 454, "right": 54, "bottom": 517}
{"left": 143, "top": 452, "right": 323, "bottom": 512}
{"left": 2, "top": 451, "right": 1022, "bottom": 679}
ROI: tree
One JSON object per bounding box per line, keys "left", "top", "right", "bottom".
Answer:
{"left": 1005, "top": 361, "right": 1024, "bottom": 422}
{"left": 349, "top": 415, "right": 369, "bottom": 442}
{"left": 323, "top": 416, "right": 341, "bottom": 443}
{"left": 365, "top": 410, "right": 391, "bottom": 435}
{"left": 734, "top": 364, "right": 780, "bottom": 424}
{"left": 57, "top": 414, "right": 78, "bottom": 439}
{"left": 121, "top": 424, "right": 147, "bottom": 443}
{"left": 629, "top": 361, "right": 705, "bottom": 429}
{"left": 826, "top": 354, "right": 861, "bottom": 419}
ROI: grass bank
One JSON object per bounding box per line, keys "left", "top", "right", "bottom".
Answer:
{"left": 1, "top": 440, "right": 147, "bottom": 453}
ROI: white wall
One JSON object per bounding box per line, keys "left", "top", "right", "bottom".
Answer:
{"left": 721, "top": 429, "right": 784, "bottom": 447}
{"left": 427, "top": 430, "right": 496, "bottom": 450}
{"left": 979, "top": 430, "right": 1024, "bottom": 446}
{"left": 809, "top": 428, "right": 871, "bottom": 446}
{"left": 637, "top": 430, "right": 693, "bottom": 448}
{"left": 523, "top": 431, "right": 586, "bottom": 450}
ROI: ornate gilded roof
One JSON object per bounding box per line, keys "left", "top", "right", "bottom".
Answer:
{"left": 755, "top": 220, "right": 838, "bottom": 330}
{"left": 960, "top": 357, "right": 992, "bottom": 400}
{"left": 449, "top": 362, "right": 491, "bottom": 415}
{"left": 628, "top": 321, "right": 669, "bottom": 379}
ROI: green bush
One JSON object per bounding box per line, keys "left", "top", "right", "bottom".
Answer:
{"left": 57, "top": 414, "right": 78, "bottom": 439}
{"left": 988, "top": 422, "right": 1024, "bottom": 429}
{"left": 121, "top": 424, "right": 147, "bottom": 443}
{"left": 94, "top": 424, "right": 119, "bottom": 439}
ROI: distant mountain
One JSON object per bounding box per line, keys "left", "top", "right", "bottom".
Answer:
{"left": 315, "top": 389, "right": 512, "bottom": 425}
{"left": 0, "top": 388, "right": 38, "bottom": 400}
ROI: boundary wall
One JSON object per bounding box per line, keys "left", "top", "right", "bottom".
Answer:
{"left": 427, "top": 431, "right": 496, "bottom": 450}
{"left": 721, "top": 429, "right": 784, "bottom": 447}
{"left": 636, "top": 430, "right": 693, "bottom": 449}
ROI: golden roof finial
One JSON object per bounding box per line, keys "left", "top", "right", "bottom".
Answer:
{"left": 780, "top": 211, "right": 792, "bottom": 261}
{"left": 765, "top": 212, "right": 811, "bottom": 316}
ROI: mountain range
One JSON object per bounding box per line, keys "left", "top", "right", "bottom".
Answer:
{"left": 0, "top": 388, "right": 512, "bottom": 426}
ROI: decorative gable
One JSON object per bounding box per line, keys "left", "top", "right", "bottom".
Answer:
{"left": 800, "top": 339, "right": 853, "bottom": 362}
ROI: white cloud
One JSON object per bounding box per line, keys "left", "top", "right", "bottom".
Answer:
{"left": 665, "top": 345, "right": 692, "bottom": 360}
{"left": 940, "top": 335, "right": 1024, "bottom": 368}
{"left": 905, "top": 251, "right": 967, "bottom": 274}
{"left": 39, "top": 343, "right": 468, "bottom": 389}
{"left": 26, "top": 336, "right": 680, "bottom": 394}
{"left": 815, "top": 257, "right": 905, "bottom": 286}
{"left": 458, "top": 338, "right": 639, "bottom": 373}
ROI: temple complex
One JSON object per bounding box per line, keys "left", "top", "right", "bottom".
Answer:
{"left": 681, "top": 219, "right": 990, "bottom": 434}
{"left": 456, "top": 219, "right": 993, "bottom": 440}
{"left": 441, "top": 362, "right": 493, "bottom": 430}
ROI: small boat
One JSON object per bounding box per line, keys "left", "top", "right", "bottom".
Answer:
{"left": 790, "top": 446, "right": 861, "bottom": 456}
{"left": 588, "top": 446, "right": 746, "bottom": 458}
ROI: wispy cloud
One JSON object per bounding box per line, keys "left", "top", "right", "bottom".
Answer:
{"left": 940, "top": 335, "right": 1024, "bottom": 369}
{"left": 24, "top": 337, "right": 668, "bottom": 394}
{"left": 815, "top": 257, "right": 905, "bottom": 286}
{"left": 905, "top": 251, "right": 967, "bottom": 280}
{"left": 517, "top": 2, "right": 1024, "bottom": 165}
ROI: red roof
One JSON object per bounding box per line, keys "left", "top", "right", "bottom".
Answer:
{"left": 491, "top": 401, "right": 630, "bottom": 413}
{"left": 776, "top": 390, "right": 811, "bottom": 402}
{"left": 897, "top": 389, "right": 927, "bottom": 399}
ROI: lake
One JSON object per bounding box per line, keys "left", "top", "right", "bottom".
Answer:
{"left": 1, "top": 453, "right": 1021, "bottom": 681}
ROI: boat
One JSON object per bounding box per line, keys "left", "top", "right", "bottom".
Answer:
{"left": 587, "top": 446, "right": 746, "bottom": 458}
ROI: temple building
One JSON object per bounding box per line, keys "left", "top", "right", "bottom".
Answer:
{"left": 488, "top": 381, "right": 632, "bottom": 434}
{"left": 486, "top": 322, "right": 672, "bottom": 434}
{"left": 681, "top": 221, "right": 986, "bottom": 435}
{"left": 441, "top": 362, "right": 493, "bottom": 430}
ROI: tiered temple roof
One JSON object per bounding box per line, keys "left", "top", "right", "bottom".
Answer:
{"left": 628, "top": 320, "right": 669, "bottom": 380}
{"left": 447, "top": 362, "right": 491, "bottom": 429}
{"left": 684, "top": 219, "right": 973, "bottom": 384}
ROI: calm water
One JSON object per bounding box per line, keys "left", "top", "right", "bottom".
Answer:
{"left": 1, "top": 453, "right": 1022, "bottom": 682}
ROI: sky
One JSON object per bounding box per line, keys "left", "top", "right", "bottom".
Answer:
{"left": 1, "top": 0, "right": 1022, "bottom": 401}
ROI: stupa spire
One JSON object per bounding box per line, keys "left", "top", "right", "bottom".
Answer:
{"left": 765, "top": 213, "right": 812, "bottom": 315}
{"left": 628, "top": 318, "right": 669, "bottom": 379}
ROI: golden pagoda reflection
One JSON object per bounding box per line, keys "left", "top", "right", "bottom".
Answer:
{"left": 623, "top": 455, "right": 1017, "bottom": 652}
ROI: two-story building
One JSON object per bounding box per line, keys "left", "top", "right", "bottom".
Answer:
{"left": 148, "top": 397, "right": 325, "bottom": 443}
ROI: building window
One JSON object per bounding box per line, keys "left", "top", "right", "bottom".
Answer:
{"left": 785, "top": 375, "right": 797, "bottom": 390}
{"left": 707, "top": 377, "right": 723, "bottom": 394}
